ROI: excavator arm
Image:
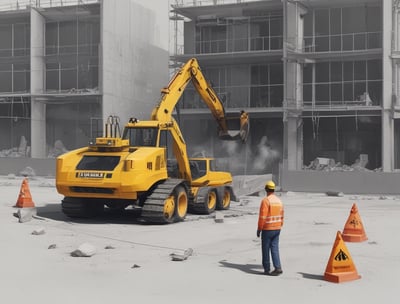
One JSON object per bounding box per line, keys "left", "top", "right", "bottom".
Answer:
{"left": 151, "top": 58, "right": 249, "bottom": 142}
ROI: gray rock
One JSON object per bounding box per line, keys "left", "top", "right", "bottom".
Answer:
{"left": 325, "top": 191, "right": 344, "bottom": 197}
{"left": 31, "top": 227, "right": 45, "bottom": 235}
{"left": 17, "top": 207, "right": 37, "bottom": 223}
{"left": 214, "top": 212, "right": 224, "bottom": 223}
{"left": 19, "top": 167, "right": 36, "bottom": 177}
{"left": 170, "top": 248, "right": 193, "bottom": 261}
{"left": 71, "top": 243, "right": 96, "bottom": 257}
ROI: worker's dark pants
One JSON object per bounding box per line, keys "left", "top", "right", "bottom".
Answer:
{"left": 261, "top": 229, "right": 281, "bottom": 272}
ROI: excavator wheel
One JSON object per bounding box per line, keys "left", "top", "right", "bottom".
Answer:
{"left": 205, "top": 190, "right": 217, "bottom": 214}
{"left": 163, "top": 195, "right": 176, "bottom": 223}
{"left": 216, "top": 188, "right": 231, "bottom": 210}
{"left": 162, "top": 186, "right": 188, "bottom": 223}
{"left": 173, "top": 185, "right": 188, "bottom": 222}
{"left": 190, "top": 189, "right": 217, "bottom": 214}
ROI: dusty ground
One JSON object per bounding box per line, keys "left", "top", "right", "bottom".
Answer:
{"left": 0, "top": 176, "right": 398, "bottom": 304}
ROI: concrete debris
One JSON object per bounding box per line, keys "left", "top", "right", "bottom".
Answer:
{"left": 19, "top": 166, "right": 36, "bottom": 177}
{"left": 239, "top": 198, "right": 250, "bottom": 206}
{"left": 71, "top": 243, "right": 96, "bottom": 257}
{"left": 214, "top": 212, "right": 224, "bottom": 223}
{"left": 304, "top": 155, "right": 381, "bottom": 172}
{"left": 31, "top": 227, "right": 45, "bottom": 235}
{"left": 47, "top": 140, "right": 69, "bottom": 158}
{"left": 170, "top": 248, "right": 193, "bottom": 261}
{"left": 15, "top": 207, "right": 37, "bottom": 223}
{"left": 232, "top": 174, "right": 271, "bottom": 197}
{"left": 0, "top": 136, "right": 30, "bottom": 157}
{"left": 325, "top": 191, "right": 344, "bottom": 197}
{"left": 18, "top": 136, "right": 28, "bottom": 155}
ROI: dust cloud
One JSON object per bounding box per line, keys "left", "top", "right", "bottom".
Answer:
{"left": 214, "top": 136, "right": 280, "bottom": 175}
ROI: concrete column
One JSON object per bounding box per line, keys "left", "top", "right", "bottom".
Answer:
{"left": 382, "top": 0, "right": 393, "bottom": 171}
{"left": 284, "top": 1, "right": 306, "bottom": 170}
{"left": 30, "top": 8, "right": 46, "bottom": 158}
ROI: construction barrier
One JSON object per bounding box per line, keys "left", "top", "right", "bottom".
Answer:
{"left": 14, "top": 178, "right": 35, "bottom": 208}
{"left": 324, "top": 231, "right": 361, "bottom": 283}
{"left": 342, "top": 203, "right": 368, "bottom": 242}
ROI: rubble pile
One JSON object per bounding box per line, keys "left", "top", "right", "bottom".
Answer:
{"left": 304, "top": 155, "right": 382, "bottom": 172}
{"left": 47, "top": 140, "right": 68, "bottom": 158}
{"left": 0, "top": 136, "right": 29, "bottom": 157}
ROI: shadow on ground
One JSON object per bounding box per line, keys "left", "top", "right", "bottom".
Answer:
{"left": 35, "top": 204, "right": 145, "bottom": 225}
{"left": 297, "top": 272, "right": 325, "bottom": 281}
{"left": 219, "top": 260, "right": 264, "bottom": 275}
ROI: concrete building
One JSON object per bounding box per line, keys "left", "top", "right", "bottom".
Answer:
{"left": 0, "top": 0, "right": 169, "bottom": 160}
{"left": 170, "top": 0, "right": 400, "bottom": 193}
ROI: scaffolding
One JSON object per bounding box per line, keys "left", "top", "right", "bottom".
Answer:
{"left": 0, "top": 0, "right": 100, "bottom": 12}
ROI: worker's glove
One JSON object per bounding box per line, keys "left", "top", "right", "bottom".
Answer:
{"left": 257, "top": 230, "right": 261, "bottom": 238}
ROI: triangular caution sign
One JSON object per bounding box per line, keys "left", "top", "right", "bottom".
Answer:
{"left": 324, "top": 231, "right": 361, "bottom": 283}
{"left": 342, "top": 203, "right": 368, "bottom": 242}
{"left": 14, "top": 178, "right": 35, "bottom": 208}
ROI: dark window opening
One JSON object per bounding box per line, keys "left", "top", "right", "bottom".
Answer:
{"left": 76, "top": 155, "right": 120, "bottom": 171}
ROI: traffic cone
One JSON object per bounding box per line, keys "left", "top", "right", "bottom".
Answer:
{"left": 14, "top": 178, "right": 35, "bottom": 208}
{"left": 324, "top": 231, "right": 361, "bottom": 283}
{"left": 342, "top": 203, "right": 368, "bottom": 242}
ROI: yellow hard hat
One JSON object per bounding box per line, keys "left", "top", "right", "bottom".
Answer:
{"left": 265, "top": 180, "right": 275, "bottom": 190}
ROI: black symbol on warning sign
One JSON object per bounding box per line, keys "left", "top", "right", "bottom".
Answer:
{"left": 350, "top": 218, "right": 360, "bottom": 228}
{"left": 334, "top": 249, "right": 348, "bottom": 261}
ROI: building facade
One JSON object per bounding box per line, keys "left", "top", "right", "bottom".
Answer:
{"left": 0, "top": 0, "right": 169, "bottom": 159}
{"left": 171, "top": 0, "right": 399, "bottom": 182}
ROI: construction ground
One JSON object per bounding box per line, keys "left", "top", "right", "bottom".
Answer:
{"left": 0, "top": 174, "right": 397, "bottom": 304}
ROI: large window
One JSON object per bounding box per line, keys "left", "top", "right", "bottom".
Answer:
{"left": 14, "top": 23, "right": 30, "bottom": 56}
{"left": 303, "top": 5, "right": 382, "bottom": 52}
{"left": 180, "top": 63, "right": 283, "bottom": 109}
{"left": 303, "top": 59, "right": 382, "bottom": 106}
{"left": 13, "top": 63, "right": 30, "bottom": 92}
{"left": 244, "top": 63, "right": 284, "bottom": 107}
{"left": 0, "top": 63, "right": 30, "bottom": 93}
{"left": 0, "top": 24, "right": 12, "bottom": 57}
{"left": 303, "top": 116, "right": 381, "bottom": 169}
{"left": 46, "top": 20, "right": 99, "bottom": 56}
{"left": 196, "top": 25, "right": 227, "bottom": 54}
{"left": 45, "top": 19, "right": 100, "bottom": 92}
{"left": 195, "top": 12, "right": 283, "bottom": 54}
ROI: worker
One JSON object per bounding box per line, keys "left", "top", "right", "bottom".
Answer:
{"left": 239, "top": 110, "right": 249, "bottom": 142}
{"left": 257, "top": 180, "right": 284, "bottom": 276}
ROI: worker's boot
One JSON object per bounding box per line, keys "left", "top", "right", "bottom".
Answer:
{"left": 269, "top": 268, "right": 283, "bottom": 276}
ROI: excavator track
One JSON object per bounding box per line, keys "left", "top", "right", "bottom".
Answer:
{"left": 141, "top": 178, "right": 185, "bottom": 223}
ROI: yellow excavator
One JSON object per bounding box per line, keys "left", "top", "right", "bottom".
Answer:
{"left": 56, "top": 58, "right": 249, "bottom": 223}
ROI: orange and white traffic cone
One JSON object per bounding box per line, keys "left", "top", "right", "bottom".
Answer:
{"left": 324, "top": 231, "right": 361, "bottom": 283}
{"left": 342, "top": 203, "right": 368, "bottom": 242}
{"left": 14, "top": 178, "right": 35, "bottom": 208}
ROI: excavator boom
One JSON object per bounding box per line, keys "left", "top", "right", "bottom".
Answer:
{"left": 151, "top": 58, "right": 249, "bottom": 142}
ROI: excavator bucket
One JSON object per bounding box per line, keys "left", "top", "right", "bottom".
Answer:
{"left": 218, "top": 111, "right": 250, "bottom": 143}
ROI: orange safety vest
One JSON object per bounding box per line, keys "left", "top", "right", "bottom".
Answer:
{"left": 257, "top": 193, "right": 284, "bottom": 231}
